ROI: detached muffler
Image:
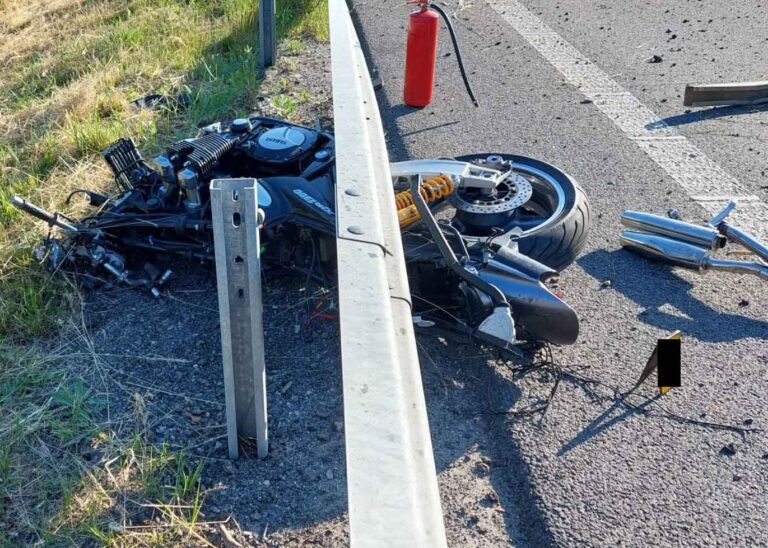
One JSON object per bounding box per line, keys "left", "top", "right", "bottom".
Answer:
{"left": 621, "top": 210, "right": 725, "bottom": 250}
{"left": 620, "top": 200, "right": 768, "bottom": 281}
{"left": 621, "top": 231, "right": 768, "bottom": 280}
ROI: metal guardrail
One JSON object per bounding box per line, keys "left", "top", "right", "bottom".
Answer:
{"left": 328, "top": 1, "right": 448, "bottom": 546}
{"left": 211, "top": 178, "right": 269, "bottom": 459}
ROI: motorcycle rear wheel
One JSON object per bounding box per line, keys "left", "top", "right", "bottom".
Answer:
{"left": 455, "top": 153, "right": 591, "bottom": 272}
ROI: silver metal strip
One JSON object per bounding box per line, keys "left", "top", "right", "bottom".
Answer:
{"left": 329, "top": 1, "right": 447, "bottom": 546}
{"left": 211, "top": 178, "right": 268, "bottom": 459}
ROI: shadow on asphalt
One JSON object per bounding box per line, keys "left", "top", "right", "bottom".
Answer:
{"left": 416, "top": 333, "right": 558, "bottom": 547}
{"left": 646, "top": 103, "right": 768, "bottom": 129}
{"left": 579, "top": 249, "right": 768, "bottom": 342}
{"left": 557, "top": 394, "right": 659, "bottom": 456}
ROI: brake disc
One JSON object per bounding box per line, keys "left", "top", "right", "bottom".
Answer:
{"left": 447, "top": 171, "right": 533, "bottom": 214}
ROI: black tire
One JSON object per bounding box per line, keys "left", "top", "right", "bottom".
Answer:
{"left": 455, "top": 153, "right": 592, "bottom": 272}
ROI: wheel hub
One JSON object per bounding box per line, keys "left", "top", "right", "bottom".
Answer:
{"left": 448, "top": 171, "right": 533, "bottom": 214}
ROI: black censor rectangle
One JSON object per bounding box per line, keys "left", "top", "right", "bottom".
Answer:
{"left": 657, "top": 338, "right": 681, "bottom": 388}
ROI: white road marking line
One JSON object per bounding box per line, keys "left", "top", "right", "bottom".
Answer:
{"left": 488, "top": 0, "right": 768, "bottom": 241}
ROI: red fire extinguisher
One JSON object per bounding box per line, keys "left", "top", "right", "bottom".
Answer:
{"left": 403, "top": 1, "right": 478, "bottom": 108}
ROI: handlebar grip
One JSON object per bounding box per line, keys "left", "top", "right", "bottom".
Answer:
{"left": 11, "top": 196, "right": 79, "bottom": 232}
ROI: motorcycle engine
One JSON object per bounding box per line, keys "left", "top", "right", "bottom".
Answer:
{"left": 217, "top": 117, "right": 332, "bottom": 177}
{"left": 245, "top": 125, "right": 319, "bottom": 166}
{"left": 143, "top": 117, "right": 334, "bottom": 210}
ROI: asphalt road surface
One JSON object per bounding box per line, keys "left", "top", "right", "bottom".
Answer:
{"left": 353, "top": 1, "right": 768, "bottom": 546}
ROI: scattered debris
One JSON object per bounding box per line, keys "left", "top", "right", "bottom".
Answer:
{"left": 129, "top": 93, "right": 192, "bottom": 110}
{"left": 369, "top": 67, "right": 383, "bottom": 91}
{"left": 219, "top": 522, "right": 244, "bottom": 548}
{"left": 624, "top": 330, "right": 681, "bottom": 397}
{"left": 499, "top": 343, "right": 757, "bottom": 436}
{"left": 474, "top": 460, "right": 491, "bottom": 477}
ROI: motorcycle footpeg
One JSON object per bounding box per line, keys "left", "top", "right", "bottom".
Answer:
{"left": 475, "top": 305, "right": 516, "bottom": 349}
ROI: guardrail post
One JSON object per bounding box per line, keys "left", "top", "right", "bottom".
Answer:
{"left": 210, "top": 178, "right": 268, "bottom": 459}
{"left": 259, "top": 0, "right": 276, "bottom": 69}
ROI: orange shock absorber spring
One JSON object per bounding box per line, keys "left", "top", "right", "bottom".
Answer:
{"left": 395, "top": 174, "right": 454, "bottom": 228}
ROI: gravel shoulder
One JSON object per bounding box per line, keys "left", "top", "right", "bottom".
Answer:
{"left": 70, "top": 37, "right": 350, "bottom": 547}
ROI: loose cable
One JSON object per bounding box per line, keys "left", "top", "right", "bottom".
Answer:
{"left": 430, "top": 3, "right": 479, "bottom": 107}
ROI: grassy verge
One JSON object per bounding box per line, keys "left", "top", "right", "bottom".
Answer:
{"left": 0, "top": 340, "right": 209, "bottom": 545}
{"left": 0, "top": 0, "right": 328, "bottom": 543}
{"left": 0, "top": 0, "right": 328, "bottom": 340}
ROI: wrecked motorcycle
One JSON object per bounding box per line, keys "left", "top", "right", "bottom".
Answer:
{"left": 12, "top": 116, "right": 591, "bottom": 349}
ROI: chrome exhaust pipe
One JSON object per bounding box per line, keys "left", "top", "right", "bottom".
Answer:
{"left": 720, "top": 223, "right": 768, "bottom": 264}
{"left": 621, "top": 231, "right": 768, "bottom": 280}
{"left": 621, "top": 211, "right": 725, "bottom": 250}
{"left": 620, "top": 231, "right": 709, "bottom": 271}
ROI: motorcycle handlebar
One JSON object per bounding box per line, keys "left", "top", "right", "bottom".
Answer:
{"left": 11, "top": 196, "right": 79, "bottom": 232}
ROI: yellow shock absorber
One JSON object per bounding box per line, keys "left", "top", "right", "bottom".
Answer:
{"left": 395, "top": 174, "right": 455, "bottom": 228}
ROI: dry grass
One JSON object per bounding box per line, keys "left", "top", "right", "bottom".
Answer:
{"left": 0, "top": 311, "right": 215, "bottom": 545}
{"left": 0, "top": 0, "right": 328, "bottom": 543}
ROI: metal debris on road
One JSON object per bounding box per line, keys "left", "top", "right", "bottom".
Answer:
{"left": 624, "top": 330, "right": 682, "bottom": 397}
{"left": 620, "top": 200, "right": 768, "bottom": 281}
{"left": 683, "top": 80, "right": 768, "bottom": 107}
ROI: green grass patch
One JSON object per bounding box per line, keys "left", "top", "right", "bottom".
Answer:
{"left": 271, "top": 94, "right": 298, "bottom": 119}
{"left": 297, "top": 88, "right": 313, "bottom": 104}
{"left": 0, "top": 343, "right": 209, "bottom": 544}
{"left": 283, "top": 37, "right": 305, "bottom": 55}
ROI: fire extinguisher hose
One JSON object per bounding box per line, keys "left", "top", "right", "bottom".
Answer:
{"left": 429, "top": 3, "right": 479, "bottom": 107}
